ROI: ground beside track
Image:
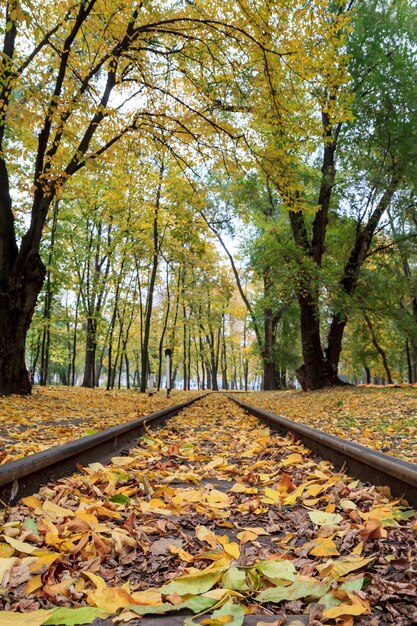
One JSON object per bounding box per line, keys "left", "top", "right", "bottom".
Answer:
{"left": 0, "top": 387, "right": 202, "bottom": 464}
{"left": 237, "top": 388, "right": 417, "bottom": 463}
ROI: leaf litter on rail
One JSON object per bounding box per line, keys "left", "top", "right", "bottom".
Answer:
{"left": 0, "top": 394, "right": 416, "bottom": 625}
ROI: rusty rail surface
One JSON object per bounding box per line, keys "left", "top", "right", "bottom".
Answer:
{"left": 0, "top": 394, "right": 208, "bottom": 505}
{"left": 226, "top": 394, "right": 417, "bottom": 507}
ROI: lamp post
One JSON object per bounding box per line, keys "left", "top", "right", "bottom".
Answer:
{"left": 165, "top": 348, "right": 172, "bottom": 398}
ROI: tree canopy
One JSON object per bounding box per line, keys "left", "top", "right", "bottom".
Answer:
{"left": 1, "top": 0, "right": 417, "bottom": 394}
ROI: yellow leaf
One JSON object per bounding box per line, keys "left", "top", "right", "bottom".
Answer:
{"left": 317, "top": 556, "right": 375, "bottom": 579}
{"left": 160, "top": 565, "right": 226, "bottom": 595}
{"left": 169, "top": 545, "right": 195, "bottom": 563}
{"left": 25, "top": 574, "right": 43, "bottom": 594}
{"left": 229, "top": 483, "right": 247, "bottom": 493}
{"left": 206, "top": 490, "right": 230, "bottom": 508}
{"left": 21, "top": 496, "right": 42, "bottom": 509}
{"left": 3, "top": 536, "right": 37, "bottom": 554}
{"left": 243, "top": 527, "right": 267, "bottom": 536}
{"left": 283, "top": 483, "right": 308, "bottom": 505}
{"left": 87, "top": 587, "right": 136, "bottom": 612}
{"left": 202, "top": 588, "right": 244, "bottom": 600}
{"left": 236, "top": 530, "right": 258, "bottom": 544}
{"left": 0, "top": 542, "right": 15, "bottom": 558}
{"left": 0, "top": 609, "right": 55, "bottom": 625}
{"left": 308, "top": 510, "right": 343, "bottom": 526}
{"left": 83, "top": 571, "right": 107, "bottom": 589}
{"left": 76, "top": 510, "right": 99, "bottom": 527}
{"left": 262, "top": 487, "right": 281, "bottom": 503}
{"left": 281, "top": 453, "right": 303, "bottom": 466}
{"left": 223, "top": 542, "right": 240, "bottom": 559}
{"left": 323, "top": 594, "right": 371, "bottom": 618}
{"left": 130, "top": 589, "right": 162, "bottom": 605}
{"left": 195, "top": 525, "right": 219, "bottom": 548}
{"left": 113, "top": 610, "right": 141, "bottom": 623}
{"left": 42, "top": 501, "right": 75, "bottom": 519}
{"left": 205, "top": 457, "right": 226, "bottom": 469}
{"left": 92, "top": 506, "right": 122, "bottom": 519}
{"left": 307, "top": 537, "right": 340, "bottom": 557}
{"left": 30, "top": 552, "right": 61, "bottom": 573}
{"left": 352, "top": 542, "right": 363, "bottom": 555}
{"left": 305, "top": 483, "right": 325, "bottom": 497}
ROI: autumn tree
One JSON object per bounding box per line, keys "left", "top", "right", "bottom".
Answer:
{"left": 0, "top": 0, "right": 265, "bottom": 394}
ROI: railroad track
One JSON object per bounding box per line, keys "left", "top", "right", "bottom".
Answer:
{"left": 0, "top": 393, "right": 207, "bottom": 506}
{"left": 1, "top": 392, "right": 417, "bottom": 625}
{"left": 226, "top": 393, "right": 417, "bottom": 507}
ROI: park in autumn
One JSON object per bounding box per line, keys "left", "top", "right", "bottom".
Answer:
{"left": 2, "top": 0, "right": 417, "bottom": 625}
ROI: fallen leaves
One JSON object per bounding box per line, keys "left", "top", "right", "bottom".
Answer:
{"left": 0, "top": 387, "right": 201, "bottom": 463}
{"left": 238, "top": 387, "right": 417, "bottom": 462}
{"left": 0, "top": 393, "right": 416, "bottom": 626}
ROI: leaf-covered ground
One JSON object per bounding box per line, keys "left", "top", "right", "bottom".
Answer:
{"left": 0, "top": 387, "right": 201, "bottom": 464}
{"left": 236, "top": 388, "right": 417, "bottom": 463}
{"left": 1, "top": 394, "right": 416, "bottom": 625}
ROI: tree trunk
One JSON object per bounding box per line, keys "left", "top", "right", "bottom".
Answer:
{"left": 207, "top": 326, "right": 220, "bottom": 391}
{"left": 406, "top": 340, "right": 413, "bottom": 383}
{"left": 182, "top": 302, "right": 188, "bottom": 390}
{"left": 82, "top": 317, "right": 97, "bottom": 388}
{"left": 263, "top": 306, "right": 281, "bottom": 390}
{"left": 29, "top": 331, "right": 42, "bottom": 385}
{"left": 157, "top": 264, "right": 171, "bottom": 390}
{"left": 140, "top": 164, "right": 163, "bottom": 392}
{"left": 297, "top": 293, "right": 331, "bottom": 391}
{"left": 363, "top": 314, "right": 393, "bottom": 384}
{"left": 326, "top": 175, "right": 402, "bottom": 378}
{"left": 205, "top": 363, "right": 212, "bottom": 389}
{"left": 39, "top": 200, "right": 59, "bottom": 386}
{"left": 0, "top": 254, "right": 46, "bottom": 395}
{"left": 221, "top": 313, "right": 228, "bottom": 390}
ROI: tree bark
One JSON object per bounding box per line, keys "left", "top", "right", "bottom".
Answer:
{"left": 82, "top": 317, "right": 97, "bottom": 388}
{"left": 0, "top": 254, "right": 46, "bottom": 394}
{"left": 296, "top": 292, "right": 331, "bottom": 390}
{"left": 140, "top": 162, "right": 164, "bottom": 392}
{"left": 39, "top": 200, "right": 59, "bottom": 386}
{"left": 287, "top": 116, "right": 337, "bottom": 390}
{"left": 406, "top": 340, "right": 413, "bottom": 383}
{"left": 363, "top": 313, "right": 393, "bottom": 384}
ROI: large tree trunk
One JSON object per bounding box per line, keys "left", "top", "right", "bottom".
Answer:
{"left": 0, "top": 254, "right": 46, "bottom": 395}
{"left": 287, "top": 115, "right": 337, "bottom": 390}
{"left": 297, "top": 293, "right": 331, "bottom": 391}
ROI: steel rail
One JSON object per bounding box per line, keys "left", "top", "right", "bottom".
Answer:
{"left": 226, "top": 394, "right": 417, "bottom": 507}
{"left": 0, "top": 394, "right": 208, "bottom": 506}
